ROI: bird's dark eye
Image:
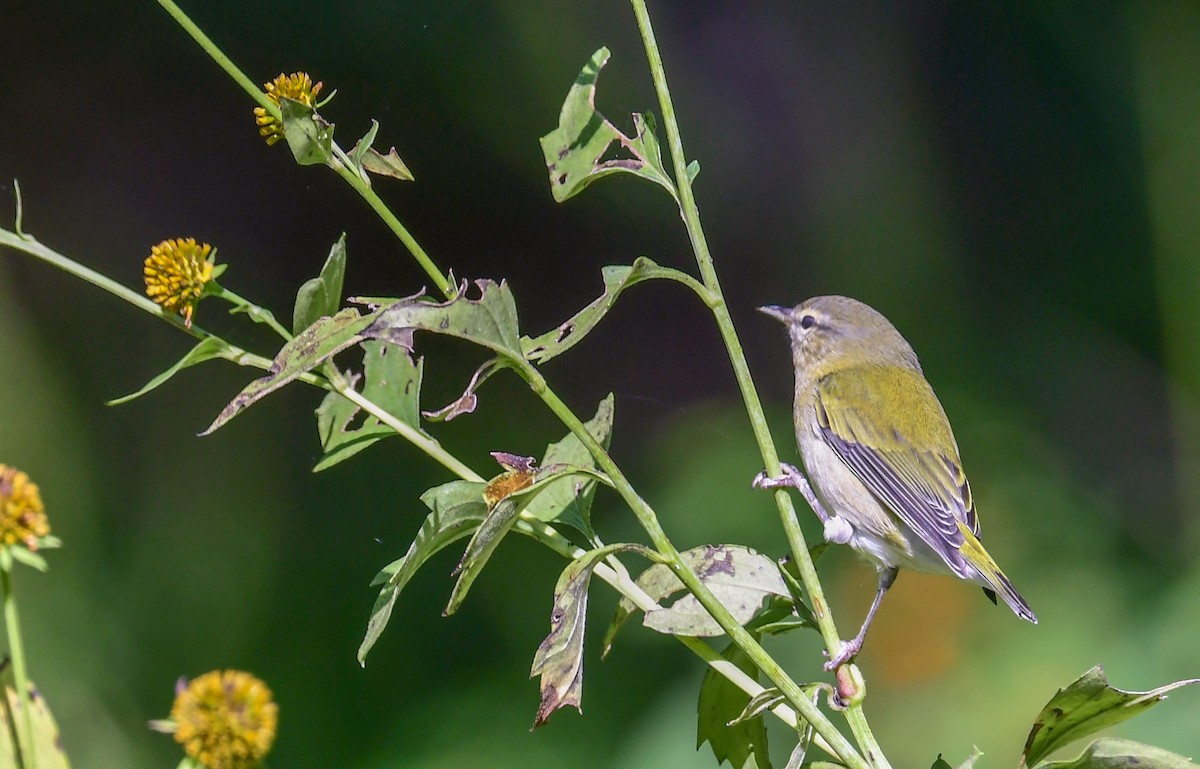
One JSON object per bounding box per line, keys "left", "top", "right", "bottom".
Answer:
{"left": 799, "top": 314, "right": 816, "bottom": 329}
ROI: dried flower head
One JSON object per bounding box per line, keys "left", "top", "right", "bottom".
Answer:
{"left": 144, "top": 238, "right": 215, "bottom": 327}
{"left": 0, "top": 465, "right": 49, "bottom": 549}
{"left": 254, "top": 72, "right": 324, "bottom": 146}
{"left": 170, "top": 670, "right": 278, "bottom": 769}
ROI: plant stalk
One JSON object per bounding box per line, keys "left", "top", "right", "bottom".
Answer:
{"left": 2, "top": 561, "right": 36, "bottom": 769}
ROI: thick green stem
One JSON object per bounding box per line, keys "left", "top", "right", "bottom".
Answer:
{"left": 519, "top": 364, "right": 868, "bottom": 769}
{"left": 629, "top": 3, "right": 890, "bottom": 766}
{"left": 2, "top": 562, "right": 36, "bottom": 769}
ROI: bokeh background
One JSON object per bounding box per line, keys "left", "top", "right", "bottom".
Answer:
{"left": 3, "top": 1, "right": 1200, "bottom": 767}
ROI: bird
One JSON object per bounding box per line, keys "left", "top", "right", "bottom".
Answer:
{"left": 753, "top": 295, "right": 1036, "bottom": 670}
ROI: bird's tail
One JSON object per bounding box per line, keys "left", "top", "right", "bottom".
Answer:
{"left": 957, "top": 522, "right": 1037, "bottom": 624}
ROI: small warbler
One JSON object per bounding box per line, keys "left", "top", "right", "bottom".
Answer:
{"left": 754, "top": 295, "right": 1036, "bottom": 670}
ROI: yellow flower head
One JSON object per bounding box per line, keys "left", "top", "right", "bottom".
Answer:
{"left": 254, "top": 72, "right": 324, "bottom": 146}
{"left": 170, "top": 670, "right": 278, "bottom": 769}
{"left": 144, "top": 238, "right": 215, "bottom": 327}
{"left": 0, "top": 465, "right": 49, "bottom": 550}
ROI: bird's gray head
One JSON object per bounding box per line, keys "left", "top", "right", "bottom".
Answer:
{"left": 758, "top": 295, "right": 922, "bottom": 373}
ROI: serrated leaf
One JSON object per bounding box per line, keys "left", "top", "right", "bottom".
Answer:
{"left": 521, "top": 258, "right": 700, "bottom": 363}
{"left": 1034, "top": 737, "right": 1198, "bottom": 769}
{"left": 358, "top": 480, "right": 487, "bottom": 664}
{"left": 603, "top": 545, "right": 790, "bottom": 654}
{"left": 280, "top": 96, "right": 333, "bottom": 166}
{"left": 313, "top": 340, "right": 423, "bottom": 472}
{"left": 540, "top": 48, "right": 676, "bottom": 202}
{"left": 522, "top": 395, "right": 614, "bottom": 536}
{"left": 698, "top": 641, "right": 771, "bottom": 769}
{"left": 1021, "top": 667, "right": 1200, "bottom": 767}
{"left": 530, "top": 543, "right": 648, "bottom": 728}
{"left": 202, "top": 308, "right": 376, "bottom": 435}
{"left": 106, "top": 336, "right": 232, "bottom": 405}
{"left": 0, "top": 683, "right": 71, "bottom": 769}
{"left": 364, "top": 280, "right": 523, "bottom": 361}
{"left": 293, "top": 233, "right": 348, "bottom": 334}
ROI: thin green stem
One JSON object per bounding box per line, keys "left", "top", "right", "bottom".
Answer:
{"left": 2, "top": 561, "right": 36, "bottom": 769}
{"left": 518, "top": 363, "right": 868, "bottom": 769}
{"left": 219, "top": 287, "right": 293, "bottom": 339}
{"left": 630, "top": 3, "right": 890, "bottom": 766}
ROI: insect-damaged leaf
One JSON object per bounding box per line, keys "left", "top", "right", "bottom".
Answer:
{"left": 0, "top": 682, "right": 71, "bottom": 769}
{"left": 530, "top": 543, "right": 651, "bottom": 728}
{"left": 422, "top": 359, "right": 504, "bottom": 423}
{"left": 1020, "top": 666, "right": 1200, "bottom": 768}
{"left": 107, "top": 336, "right": 233, "bottom": 405}
{"left": 540, "top": 47, "right": 675, "bottom": 203}
{"left": 1034, "top": 737, "right": 1198, "bottom": 769}
{"left": 363, "top": 279, "right": 523, "bottom": 361}
{"left": 201, "top": 308, "right": 376, "bottom": 435}
{"left": 293, "top": 233, "right": 347, "bottom": 334}
{"left": 522, "top": 395, "right": 614, "bottom": 536}
{"left": 358, "top": 480, "right": 487, "bottom": 665}
{"left": 313, "top": 340, "right": 424, "bottom": 472}
{"left": 603, "top": 545, "right": 788, "bottom": 651}
{"left": 521, "top": 258, "right": 700, "bottom": 364}
{"left": 280, "top": 96, "right": 333, "bottom": 166}
{"left": 697, "top": 641, "right": 771, "bottom": 769}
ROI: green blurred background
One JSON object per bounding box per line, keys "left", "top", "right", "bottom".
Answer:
{"left": 3, "top": 1, "right": 1200, "bottom": 766}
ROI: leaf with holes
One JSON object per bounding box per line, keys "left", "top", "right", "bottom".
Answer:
{"left": 202, "top": 307, "right": 376, "bottom": 435}
{"left": 313, "top": 340, "right": 424, "bottom": 472}
{"left": 364, "top": 279, "right": 523, "bottom": 361}
{"left": 358, "top": 480, "right": 487, "bottom": 664}
{"left": 540, "top": 47, "right": 675, "bottom": 202}
{"left": 1020, "top": 666, "right": 1200, "bottom": 768}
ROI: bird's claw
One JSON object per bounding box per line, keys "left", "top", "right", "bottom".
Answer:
{"left": 752, "top": 462, "right": 806, "bottom": 490}
{"left": 823, "top": 639, "right": 861, "bottom": 672}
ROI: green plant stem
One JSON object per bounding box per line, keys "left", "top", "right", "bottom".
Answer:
{"left": 630, "top": 4, "right": 890, "bottom": 767}
{"left": 219, "top": 287, "right": 293, "bottom": 339}
{"left": 2, "top": 561, "right": 36, "bottom": 769}
{"left": 154, "top": 0, "right": 457, "bottom": 301}
{"left": 518, "top": 364, "right": 868, "bottom": 769}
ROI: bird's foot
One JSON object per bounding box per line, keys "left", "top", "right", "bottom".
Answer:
{"left": 823, "top": 516, "right": 853, "bottom": 545}
{"left": 823, "top": 638, "right": 862, "bottom": 671}
{"left": 752, "top": 463, "right": 806, "bottom": 491}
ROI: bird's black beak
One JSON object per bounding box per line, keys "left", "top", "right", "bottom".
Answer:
{"left": 757, "top": 305, "right": 793, "bottom": 324}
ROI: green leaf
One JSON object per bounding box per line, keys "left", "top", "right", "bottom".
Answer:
{"left": 539, "top": 47, "right": 676, "bottom": 202}
{"left": 362, "top": 146, "right": 415, "bottom": 181}
{"left": 279, "top": 96, "right": 333, "bottom": 166}
{"left": 8, "top": 545, "right": 48, "bottom": 572}
{"left": 293, "top": 233, "right": 348, "bottom": 334}
{"left": 106, "top": 336, "right": 232, "bottom": 405}
{"left": 603, "top": 545, "right": 790, "bottom": 654}
{"left": 686, "top": 159, "right": 701, "bottom": 183}
{"left": 530, "top": 543, "right": 649, "bottom": 728}
{"left": 443, "top": 496, "right": 524, "bottom": 616}
{"left": 350, "top": 119, "right": 380, "bottom": 169}
{"left": 521, "top": 258, "right": 702, "bottom": 363}
{"left": 521, "top": 395, "right": 615, "bottom": 536}
{"left": 728, "top": 688, "right": 784, "bottom": 727}
{"left": 698, "top": 641, "right": 771, "bottom": 769}
{"left": 201, "top": 307, "right": 376, "bottom": 435}
{"left": 358, "top": 480, "right": 487, "bottom": 664}
{"left": 931, "top": 756, "right": 954, "bottom": 769}
{"left": 1034, "top": 737, "right": 1198, "bottom": 769}
{"left": 313, "top": 340, "right": 424, "bottom": 472}
{"left": 1021, "top": 666, "right": 1200, "bottom": 768}
{"left": 0, "top": 683, "right": 71, "bottom": 769}
{"left": 364, "top": 280, "right": 523, "bottom": 361}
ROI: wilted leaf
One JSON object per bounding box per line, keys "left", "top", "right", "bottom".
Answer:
{"left": 422, "top": 359, "right": 504, "bottom": 422}
{"left": 1021, "top": 666, "right": 1200, "bottom": 767}
{"left": 540, "top": 47, "right": 675, "bottom": 202}
{"left": 364, "top": 279, "right": 523, "bottom": 361}
{"left": 313, "top": 340, "right": 424, "bottom": 472}
{"left": 728, "top": 688, "right": 785, "bottom": 727}
{"left": 293, "top": 233, "right": 347, "bottom": 334}
{"left": 698, "top": 642, "right": 771, "bottom": 769}
{"left": 955, "top": 747, "right": 984, "bottom": 769}
{"left": 0, "top": 683, "right": 70, "bottom": 769}
{"left": 521, "top": 259, "right": 701, "bottom": 364}
{"left": 521, "top": 395, "right": 614, "bottom": 536}
{"left": 280, "top": 96, "right": 334, "bottom": 166}
{"left": 107, "top": 336, "right": 232, "bottom": 405}
{"left": 1035, "top": 737, "right": 1198, "bottom": 769}
{"left": 530, "top": 543, "right": 649, "bottom": 728}
{"left": 358, "top": 480, "right": 486, "bottom": 664}
{"left": 202, "top": 307, "right": 375, "bottom": 435}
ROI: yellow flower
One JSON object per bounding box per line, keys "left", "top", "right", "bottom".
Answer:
{"left": 170, "top": 670, "right": 278, "bottom": 769}
{"left": 254, "top": 72, "right": 324, "bottom": 146}
{"left": 144, "top": 238, "right": 215, "bottom": 327}
{"left": 0, "top": 465, "right": 49, "bottom": 550}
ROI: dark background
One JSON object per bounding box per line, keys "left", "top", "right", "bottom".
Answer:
{"left": 3, "top": 2, "right": 1200, "bottom": 767}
